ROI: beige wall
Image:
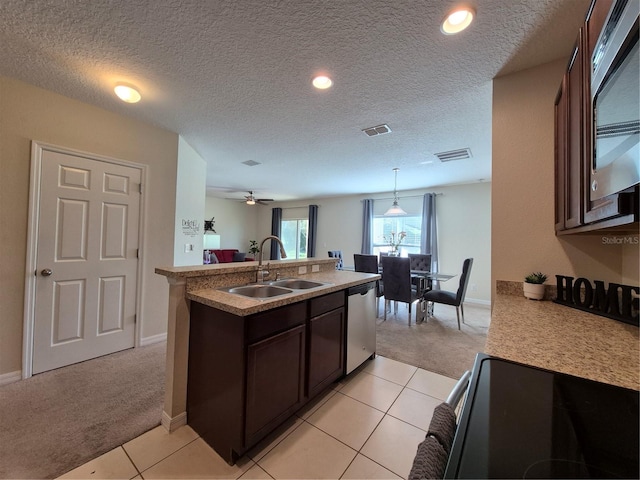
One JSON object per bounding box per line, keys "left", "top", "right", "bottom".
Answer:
{"left": 204, "top": 196, "right": 261, "bottom": 254}
{"left": 491, "top": 60, "right": 639, "bottom": 293}
{"left": 437, "top": 183, "right": 492, "bottom": 302}
{"left": 259, "top": 182, "right": 492, "bottom": 303}
{"left": 174, "top": 137, "right": 206, "bottom": 267}
{"left": 0, "top": 76, "right": 178, "bottom": 376}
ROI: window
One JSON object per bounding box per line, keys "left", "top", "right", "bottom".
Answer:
{"left": 281, "top": 219, "right": 308, "bottom": 259}
{"left": 372, "top": 215, "right": 422, "bottom": 256}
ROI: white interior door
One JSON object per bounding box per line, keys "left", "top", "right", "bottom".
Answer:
{"left": 32, "top": 149, "right": 141, "bottom": 374}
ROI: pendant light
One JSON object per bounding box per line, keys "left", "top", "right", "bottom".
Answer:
{"left": 384, "top": 168, "right": 407, "bottom": 216}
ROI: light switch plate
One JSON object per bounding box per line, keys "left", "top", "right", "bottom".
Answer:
{"left": 311, "top": 264, "right": 320, "bottom": 272}
{"left": 298, "top": 266, "right": 307, "bottom": 274}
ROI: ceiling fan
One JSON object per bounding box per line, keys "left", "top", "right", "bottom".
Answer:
{"left": 243, "top": 191, "right": 273, "bottom": 205}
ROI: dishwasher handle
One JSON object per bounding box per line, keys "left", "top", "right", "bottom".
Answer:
{"left": 348, "top": 282, "right": 375, "bottom": 296}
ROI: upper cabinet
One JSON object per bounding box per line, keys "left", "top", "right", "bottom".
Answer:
{"left": 555, "top": 0, "right": 639, "bottom": 234}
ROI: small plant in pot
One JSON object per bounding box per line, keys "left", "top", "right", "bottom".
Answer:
{"left": 523, "top": 272, "right": 548, "bottom": 300}
{"left": 248, "top": 240, "right": 260, "bottom": 256}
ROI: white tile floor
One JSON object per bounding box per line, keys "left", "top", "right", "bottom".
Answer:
{"left": 58, "top": 356, "right": 458, "bottom": 480}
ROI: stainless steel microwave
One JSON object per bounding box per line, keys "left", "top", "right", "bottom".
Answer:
{"left": 590, "top": 0, "right": 639, "bottom": 201}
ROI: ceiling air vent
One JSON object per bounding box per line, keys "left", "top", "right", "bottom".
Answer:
{"left": 362, "top": 124, "right": 392, "bottom": 137}
{"left": 434, "top": 148, "right": 472, "bottom": 162}
{"left": 242, "top": 160, "right": 261, "bottom": 167}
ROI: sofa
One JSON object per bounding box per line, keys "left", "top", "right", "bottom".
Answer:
{"left": 208, "top": 249, "right": 254, "bottom": 263}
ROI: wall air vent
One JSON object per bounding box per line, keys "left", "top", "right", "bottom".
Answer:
{"left": 362, "top": 124, "right": 392, "bottom": 137}
{"left": 434, "top": 148, "right": 472, "bottom": 162}
{"left": 242, "top": 160, "right": 261, "bottom": 166}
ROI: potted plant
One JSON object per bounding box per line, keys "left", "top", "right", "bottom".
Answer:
{"left": 248, "top": 240, "right": 260, "bottom": 256}
{"left": 524, "top": 272, "right": 547, "bottom": 300}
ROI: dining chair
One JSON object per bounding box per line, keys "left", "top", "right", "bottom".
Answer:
{"left": 408, "top": 253, "right": 432, "bottom": 293}
{"left": 327, "top": 250, "right": 343, "bottom": 270}
{"left": 408, "top": 253, "right": 432, "bottom": 272}
{"left": 380, "top": 256, "right": 421, "bottom": 324}
{"left": 354, "top": 254, "right": 384, "bottom": 316}
{"left": 423, "top": 258, "right": 473, "bottom": 329}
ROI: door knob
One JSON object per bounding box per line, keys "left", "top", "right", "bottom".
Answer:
{"left": 40, "top": 268, "right": 53, "bottom": 277}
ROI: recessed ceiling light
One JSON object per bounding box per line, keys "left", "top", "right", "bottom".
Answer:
{"left": 441, "top": 6, "right": 475, "bottom": 35}
{"left": 114, "top": 84, "right": 141, "bottom": 103}
{"left": 312, "top": 75, "right": 333, "bottom": 89}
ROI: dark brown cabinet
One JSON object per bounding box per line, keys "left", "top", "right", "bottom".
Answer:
{"left": 555, "top": 15, "right": 589, "bottom": 233}
{"left": 554, "top": 0, "right": 638, "bottom": 234}
{"left": 555, "top": 76, "right": 568, "bottom": 231}
{"left": 555, "top": 32, "right": 585, "bottom": 231}
{"left": 566, "top": 29, "right": 585, "bottom": 229}
{"left": 187, "top": 291, "right": 345, "bottom": 464}
{"left": 246, "top": 324, "right": 306, "bottom": 446}
{"left": 308, "top": 292, "right": 345, "bottom": 399}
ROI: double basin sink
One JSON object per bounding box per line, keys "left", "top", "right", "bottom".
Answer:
{"left": 221, "top": 278, "right": 330, "bottom": 299}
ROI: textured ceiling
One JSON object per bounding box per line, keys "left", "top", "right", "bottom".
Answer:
{"left": 1, "top": 0, "right": 591, "bottom": 201}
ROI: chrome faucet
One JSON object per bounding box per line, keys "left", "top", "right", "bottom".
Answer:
{"left": 257, "top": 235, "right": 287, "bottom": 282}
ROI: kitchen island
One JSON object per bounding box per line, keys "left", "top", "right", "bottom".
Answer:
{"left": 488, "top": 282, "right": 639, "bottom": 391}
{"left": 155, "top": 258, "right": 379, "bottom": 441}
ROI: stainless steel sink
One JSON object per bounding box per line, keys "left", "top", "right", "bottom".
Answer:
{"left": 225, "top": 284, "right": 293, "bottom": 298}
{"left": 268, "top": 279, "right": 326, "bottom": 289}
{"left": 221, "top": 278, "right": 330, "bottom": 299}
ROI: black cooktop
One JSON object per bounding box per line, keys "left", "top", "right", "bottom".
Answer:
{"left": 445, "top": 355, "right": 639, "bottom": 479}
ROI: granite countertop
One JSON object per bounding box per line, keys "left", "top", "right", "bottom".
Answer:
{"left": 488, "top": 293, "right": 639, "bottom": 391}
{"left": 155, "top": 258, "right": 336, "bottom": 279}
{"left": 187, "top": 270, "right": 380, "bottom": 316}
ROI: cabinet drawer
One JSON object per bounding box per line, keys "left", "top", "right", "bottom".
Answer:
{"left": 309, "top": 291, "right": 345, "bottom": 317}
{"left": 246, "top": 302, "right": 306, "bottom": 344}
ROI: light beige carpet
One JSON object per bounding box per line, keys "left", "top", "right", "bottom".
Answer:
{"left": 376, "top": 301, "right": 490, "bottom": 379}
{"left": 0, "top": 342, "right": 165, "bottom": 479}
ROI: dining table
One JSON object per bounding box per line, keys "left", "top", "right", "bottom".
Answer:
{"left": 344, "top": 265, "right": 455, "bottom": 284}
{"left": 410, "top": 270, "right": 455, "bottom": 293}
{"left": 344, "top": 265, "right": 455, "bottom": 288}
{"left": 344, "top": 263, "right": 457, "bottom": 322}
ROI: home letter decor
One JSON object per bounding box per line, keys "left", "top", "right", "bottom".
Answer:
{"left": 554, "top": 275, "right": 639, "bottom": 327}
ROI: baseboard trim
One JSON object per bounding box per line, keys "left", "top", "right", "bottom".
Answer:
{"left": 161, "top": 410, "right": 187, "bottom": 432}
{"left": 464, "top": 298, "right": 491, "bottom": 307}
{"left": 140, "top": 333, "right": 167, "bottom": 346}
{"left": 0, "top": 370, "right": 22, "bottom": 386}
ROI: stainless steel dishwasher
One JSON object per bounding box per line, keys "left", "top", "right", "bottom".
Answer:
{"left": 346, "top": 281, "right": 377, "bottom": 374}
